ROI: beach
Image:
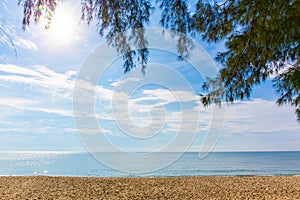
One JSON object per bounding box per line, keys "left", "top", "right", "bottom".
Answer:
{"left": 0, "top": 176, "right": 299, "bottom": 199}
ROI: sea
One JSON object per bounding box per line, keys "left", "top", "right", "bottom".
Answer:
{"left": 0, "top": 151, "right": 300, "bottom": 177}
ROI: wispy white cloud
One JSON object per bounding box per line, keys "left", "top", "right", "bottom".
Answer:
{"left": 14, "top": 38, "right": 38, "bottom": 51}
{"left": 110, "top": 77, "right": 142, "bottom": 87}
{"left": 141, "top": 88, "right": 197, "bottom": 103}
{"left": 0, "top": 98, "right": 32, "bottom": 110}
{"left": 0, "top": 64, "right": 75, "bottom": 87}
{"left": 0, "top": 63, "right": 298, "bottom": 152}
{"left": 0, "top": 64, "right": 79, "bottom": 117}
{"left": 25, "top": 65, "right": 295, "bottom": 139}
{"left": 0, "top": 64, "right": 76, "bottom": 100}
{"left": 224, "top": 98, "right": 299, "bottom": 134}
{"left": 30, "top": 107, "right": 73, "bottom": 117}
{"left": 0, "top": 97, "right": 73, "bottom": 117}
{"left": 98, "top": 96, "right": 299, "bottom": 140}
{"left": 0, "top": 127, "right": 59, "bottom": 134}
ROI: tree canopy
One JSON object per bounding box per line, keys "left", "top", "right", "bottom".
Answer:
{"left": 18, "top": 0, "right": 300, "bottom": 120}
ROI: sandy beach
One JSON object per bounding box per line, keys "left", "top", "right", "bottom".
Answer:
{"left": 0, "top": 176, "right": 299, "bottom": 199}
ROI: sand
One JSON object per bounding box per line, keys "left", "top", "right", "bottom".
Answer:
{"left": 0, "top": 176, "right": 299, "bottom": 199}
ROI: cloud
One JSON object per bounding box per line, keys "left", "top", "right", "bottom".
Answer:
{"left": 61, "top": 127, "right": 113, "bottom": 135}
{"left": 223, "top": 98, "right": 299, "bottom": 134}
{"left": 102, "top": 97, "right": 299, "bottom": 140}
{"left": 0, "top": 64, "right": 117, "bottom": 118}
{"left": 129, "top": 88, "right": 198, "bottom": 108}
{"left": 142, "top": 88, "right": 196, "bottom": 103}
{"left": 0, "top": 63, "right": 298, "bottom": 151}
{"left": 94, "top": 87, "right": 207, "bottom": 137}
{"left": 0, "top": 64, "right": 77, "bottom": 99}
{"left": 30, "top": 107, "right": 73, "bottom": 117}
{"left": 0, "top": 97, "right": 73, "bottom": 117}
{"left": 0, "top": 98, "right": 32, "bottom": 110}
{"left": 0, "top": 64, "right": 81, "bottom": 117}
{"left": 14, "top": 38, "right": 38, "bottom": 51}
{"left": 0, "top": 64, "right": 74, "bottom": 87}
{"left": 0, "top": 127, "right": 59, "bottom": 134}
{"left": 110, "top": 77, "right": 142, "bottom": 87}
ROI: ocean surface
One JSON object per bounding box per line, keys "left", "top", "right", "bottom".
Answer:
{"left": 0, "top": 151, "right": 300, "bottom": 177}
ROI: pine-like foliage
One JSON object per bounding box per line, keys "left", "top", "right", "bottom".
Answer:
{"left": 193, "top": 0, "right": 300, "bottom": 121}
{"left": 19, "top": 0, "right": 300, "bottom": 120}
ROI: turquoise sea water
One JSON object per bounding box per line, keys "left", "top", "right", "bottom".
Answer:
{"left": 0, "top": 151, "right": 299, "bottom": 177}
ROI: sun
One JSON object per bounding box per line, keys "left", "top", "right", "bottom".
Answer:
{"left": 47, "top": 3, "right": 78, "bottom": 46}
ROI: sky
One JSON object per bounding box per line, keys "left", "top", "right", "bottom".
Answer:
{"left": 0, "top": 0, "right": 299, "bottom": 152}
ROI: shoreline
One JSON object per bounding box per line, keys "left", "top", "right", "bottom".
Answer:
{"left": 1, "top": 174, "right": 300, "bottom": 177}
{"left": 1, "top": 176, "right": 300, "bottom": 199}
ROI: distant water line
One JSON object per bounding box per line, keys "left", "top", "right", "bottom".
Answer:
{"left": 0, "top": 151, "right": 300, "bottom": 177}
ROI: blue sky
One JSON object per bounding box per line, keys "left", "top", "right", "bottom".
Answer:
{"left": 0, "top": 0, "right": 299, "bottom": 152}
